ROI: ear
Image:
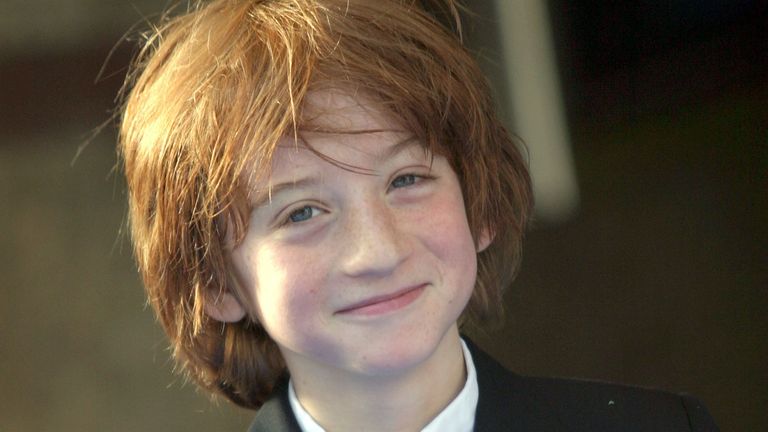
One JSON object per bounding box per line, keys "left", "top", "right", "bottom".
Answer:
{"left": 477, "top": 227, "right": 494, "bottom": 253}
{"left": 204, "top": 290, "right": 247, "bottom": 323}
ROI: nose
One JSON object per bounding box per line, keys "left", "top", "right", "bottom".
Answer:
{"left": 338, "top": 197, "right": 411, "bottom": 278}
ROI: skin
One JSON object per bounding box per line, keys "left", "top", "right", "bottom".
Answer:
{"left": 208, "top": 90, "right": 490, "bottom": 431}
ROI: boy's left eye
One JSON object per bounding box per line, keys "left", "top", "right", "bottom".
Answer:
{"left": 390, "top": 174, "right": 418, "bottom": 189}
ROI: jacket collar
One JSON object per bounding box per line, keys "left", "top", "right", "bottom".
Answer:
{"left": 248, "top": 338, "right": 563, "bottom": 432}
{"left": 465, "top": 339, "right": 563, "bottom": 431}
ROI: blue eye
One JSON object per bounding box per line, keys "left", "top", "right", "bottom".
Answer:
{"left": 391, "top": 174, "right": 417, "bottom": 188}
{"left": 287, "top": 205, "right": 318, "bottom": 223}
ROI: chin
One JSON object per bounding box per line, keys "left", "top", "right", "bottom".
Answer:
{"left": 345, "top": 321, "right": 459, "bottom": 377}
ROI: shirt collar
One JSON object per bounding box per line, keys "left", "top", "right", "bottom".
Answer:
{"left": 288, "top": 339, "right": 479, "bottom": 432}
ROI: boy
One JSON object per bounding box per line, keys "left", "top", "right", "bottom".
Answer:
{"left": 119, "top": 0, "right": 718, "bottom": 430}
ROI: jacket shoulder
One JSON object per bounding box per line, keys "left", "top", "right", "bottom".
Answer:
{"left": 526, "top": 376, "right": 719, "bottom": 432}
{"left": 466, "top": 339, "right": 718, "bottom": 432}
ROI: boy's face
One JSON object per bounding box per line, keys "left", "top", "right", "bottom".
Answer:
{"left": 229, "top": 90, "right": 488, "bottom": 378}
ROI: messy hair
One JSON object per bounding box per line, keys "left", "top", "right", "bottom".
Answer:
{"left": 119, "top": 0, "right": 532, "bottom": 409}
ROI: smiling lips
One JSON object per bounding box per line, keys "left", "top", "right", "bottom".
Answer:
{"left": 335, "top": 284, "right": 427, "bottom": 316}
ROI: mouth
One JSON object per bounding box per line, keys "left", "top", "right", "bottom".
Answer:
{"left": 335, "top": 284, "right": 427, "bottom": 317}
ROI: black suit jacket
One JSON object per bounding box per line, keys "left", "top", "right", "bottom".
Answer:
{"left": 248, "top": 340, "right": 719, "bottom": 431}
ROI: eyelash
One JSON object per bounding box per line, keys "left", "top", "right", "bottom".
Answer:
{"left": 280, "top": 172, "right": 435, "bottom": 226}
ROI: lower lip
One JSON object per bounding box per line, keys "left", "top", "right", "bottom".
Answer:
{"left": 337, "top": 285, "right": 426, "bottom": 317}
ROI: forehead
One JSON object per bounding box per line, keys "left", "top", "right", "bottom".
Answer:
{"left": 275, "top": 89, "right": 424, "bottom": 172}
{"left": 300, "top": 88, "right": 399, "bottom": 132}
{"left": 241, "top": 89, "right": 429, "bottom": 198}
{"left": 289, "top": 88, "right": 432, "bottom": 164}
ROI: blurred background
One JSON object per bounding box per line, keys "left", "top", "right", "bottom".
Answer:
{"left": 1, "top": 0, "right": 765, "bottom": 430}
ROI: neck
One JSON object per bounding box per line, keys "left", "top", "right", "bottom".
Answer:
{"left": 287, "top": 327, "right": 466, "bottom": 432}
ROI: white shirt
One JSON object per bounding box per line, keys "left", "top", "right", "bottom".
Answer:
{"left": 288, "top": 339, "right": 479, "bottom": 432}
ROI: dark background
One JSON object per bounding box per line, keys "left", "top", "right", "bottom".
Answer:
{"left": 1, "top": 1, "right": 765, "bottom": 430}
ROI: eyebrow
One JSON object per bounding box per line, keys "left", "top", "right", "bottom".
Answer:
{"left": 383, "top": 134, "right": 424, "bottom": 160}
{"left": 250, "top": 176, "right": 321, "bottom": 210}
{"left": 296, "top": 128, "right": 422, "bottom": 159}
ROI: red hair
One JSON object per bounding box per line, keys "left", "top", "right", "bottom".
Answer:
{"left": 119, "top": 0, "right": 532, "bottom": 409}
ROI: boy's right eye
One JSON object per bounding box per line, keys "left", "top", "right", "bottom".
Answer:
{"left": 286, "top": 205, "right": 321, "bottom": 224}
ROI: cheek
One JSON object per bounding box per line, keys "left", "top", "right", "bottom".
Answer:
{"left": 420, "top": 193, "right": 478, "bottom": 295}
{"left": 246, "top": 244, "right": 327, "bottom": 340}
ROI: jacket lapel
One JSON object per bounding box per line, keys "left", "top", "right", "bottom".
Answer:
{"left": 467, "top": 339, "right": 565, "bottom": 431}
{"left": 247, "top": 377, "right": 303, "bottom": 432}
